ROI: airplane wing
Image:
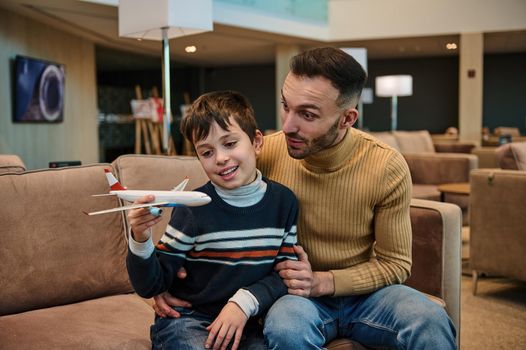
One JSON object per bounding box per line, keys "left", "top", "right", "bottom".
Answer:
{"left": 84, "top": 201, "right": 170, "bottom": 216}
{"left": 171, "top": 177, "right": 189, "bottom": 192}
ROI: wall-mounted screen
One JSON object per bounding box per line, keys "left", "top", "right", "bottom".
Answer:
{"left": 13, "top": 55, "right": 65, "bottom": 123}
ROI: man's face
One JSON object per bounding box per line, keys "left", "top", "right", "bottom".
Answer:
{"left": 280, "top": 73, "right": 349, "bottom": 159}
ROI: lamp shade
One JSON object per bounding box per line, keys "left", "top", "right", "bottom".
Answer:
{"left": 375, "top": 75, "right": 413, "bottom": 97}
{"left": 119, "top": 0, "right": 213, "bottom": 40}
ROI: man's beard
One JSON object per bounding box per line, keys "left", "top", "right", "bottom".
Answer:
{"left": 285, "top": 118, "right": 341, "bottom": 159}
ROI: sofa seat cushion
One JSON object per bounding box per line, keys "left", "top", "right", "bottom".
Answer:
{"left": 412, "top": 184, "right": 440, "bottom": 201}
{"left": 0, "top": 294, "right": 153, "bottom": 350}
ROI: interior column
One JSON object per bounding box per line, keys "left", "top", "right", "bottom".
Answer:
{"left": 459, "top": 32, "right": 484, "bottom": 145}
{"left": 275, "top": 45, "right": 300, "bottom": 130}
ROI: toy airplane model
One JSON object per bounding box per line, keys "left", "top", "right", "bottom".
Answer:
{"left": 85, "top": 169, "right": 211, "bottom": 216}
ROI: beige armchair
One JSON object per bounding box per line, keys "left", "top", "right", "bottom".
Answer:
{"left": 470, "top": 142, "right": 526, "bottom": 294}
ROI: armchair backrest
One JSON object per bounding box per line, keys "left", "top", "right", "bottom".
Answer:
{"left": 496, "top": 142, "right": 526, "bottom": 170}
{"left": 369, "top": 130, "right": 436, "bottom": 153}
{"left": 368, "top": 132, "right": 401, "bottom": 151}
{"left": 494, "top": 127, "right": 521, "bottom": 137}
{"left": 393, "top": 130, "right": 436, "bottom": 153}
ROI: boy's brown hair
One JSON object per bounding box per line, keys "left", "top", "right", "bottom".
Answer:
{"left": 181, "top": 91, "right": 258, "bottom": 144}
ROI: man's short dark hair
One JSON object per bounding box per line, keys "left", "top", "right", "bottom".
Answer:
{"left": 181, "top": 91, "right": 258, "bottom": 144}
{"left": 290, "top": 47, "right": 367, "bottom": 108}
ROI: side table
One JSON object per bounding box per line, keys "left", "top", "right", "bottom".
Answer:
{"left": 437, "top": 182, "right": 470, "bottom": 202}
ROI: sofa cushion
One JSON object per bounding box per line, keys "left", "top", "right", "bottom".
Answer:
{"left": 0, "top": 154, "right": 26, "bottom": 174}
{"left": 393, "top": 130, "right": 436, "bottom": 153}
{"left": 113, "top": 155, "right": 209, "bottom": 242}
{"left": 0, "top": 164, "right": 131, "bottom": 316}
{"left": 496, "top": 142, "right": 526, "bottom": 170}
{"left": 0, "top": 294, "right": 152, "bottom": 350}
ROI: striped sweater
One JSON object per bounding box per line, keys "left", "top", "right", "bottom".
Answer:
{"left": 126, "top": 179, "right": 298, "bottom": 317}
{"left": 257, "top": 128, "right": 412, "bottom": 296}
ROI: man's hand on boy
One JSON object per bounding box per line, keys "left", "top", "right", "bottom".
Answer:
{"left": 128, "top": 195, "right": 164, "bottom": 242}
{"left": 152, "top": 268, "right": 190, "bottom": 317}
{"left": 205, "top": 301, "right": 247, "bottom": 350}
{"left": 152, "top": 289, "right": 191, "bottom": 318}
{"left": 275, "top": 245, "right": 335, "bottom": 297}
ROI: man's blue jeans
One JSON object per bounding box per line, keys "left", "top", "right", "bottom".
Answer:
{"left": 150, "top": 307, "right": 266, "bottom": 350}
{"left": 263, "top": 285, "right": 457, "bottom": 350}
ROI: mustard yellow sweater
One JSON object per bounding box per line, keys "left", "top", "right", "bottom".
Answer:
{"left": 257, "top": 128, "right": 412, "bottom": 296}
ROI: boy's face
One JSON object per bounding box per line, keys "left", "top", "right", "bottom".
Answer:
{"left": 194, "top": 118, "right": 263, "bottom": 190}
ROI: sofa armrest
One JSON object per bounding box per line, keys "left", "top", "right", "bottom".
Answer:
{"left": 406, "top": 199, "right": 461, "bottom": 336}
{"left": 0, "top": 154, "right": 26, "bottom": 174}
{"left": 403, "top": 153, "right": 478, "bottom": 185}
{"left": 434, "top": 142, "right": 476, "bottom": 154}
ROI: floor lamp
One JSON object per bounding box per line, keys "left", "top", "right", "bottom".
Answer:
{"left": 119, "top": 0, "right": 213, "bottom": 152}
{"left": 375, "top": 75, "right": 412, "bottom": 131}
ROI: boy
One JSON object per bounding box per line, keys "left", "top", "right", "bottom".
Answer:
{"left": 126, "top": 91, "right": 298, "bottom": 350}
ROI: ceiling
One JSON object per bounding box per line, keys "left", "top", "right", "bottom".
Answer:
{"left": 3, "top": 0, "right": 526, "bottom": 70}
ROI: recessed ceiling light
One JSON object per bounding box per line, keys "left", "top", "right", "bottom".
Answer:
{"left": 185, "top": 45, "right": 197, "bottom": 53}
{"left": 446, "top": 43, "right": 457, "bottom": 50}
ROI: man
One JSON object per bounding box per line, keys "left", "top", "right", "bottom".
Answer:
{"left": 154, "top": 47, "right": 457, "bottom": 349}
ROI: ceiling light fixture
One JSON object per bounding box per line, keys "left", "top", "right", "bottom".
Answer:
{"left": 446, "top": 43, "right": 458, "bottom": 50}
{"left": 185, "top": 45, "right": 197, "bottom": 53}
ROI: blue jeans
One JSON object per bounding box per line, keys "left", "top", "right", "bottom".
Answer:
{"left": 263, "top": 285, "right": 457, "bottom": 350}
{"left": 150, "top": 307, "right": 266, "bottom": 350}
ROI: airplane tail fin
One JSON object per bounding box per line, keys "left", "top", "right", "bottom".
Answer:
{"left": 104, "top": 169, "right": 126, "bottom": 191}
{"left": 171, "top": 177, "right": 189, "bottom": 192}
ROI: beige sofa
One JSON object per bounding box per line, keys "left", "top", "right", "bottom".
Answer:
{"left": 0, "top": 154, "right": 462, "bottom": 349}
{"left": 470, "top": 142, "right": 526, "bottom": 294}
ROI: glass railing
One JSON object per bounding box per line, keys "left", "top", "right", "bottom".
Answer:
{"left": 216, "top": 0, "right": 328, "bottom": 25}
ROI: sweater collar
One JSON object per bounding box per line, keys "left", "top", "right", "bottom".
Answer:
{"left": 301, "top": 128, "right": 356, "bottom": 173}
{"left": 211, "top": 169, "right": 267, "bottom": 207}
